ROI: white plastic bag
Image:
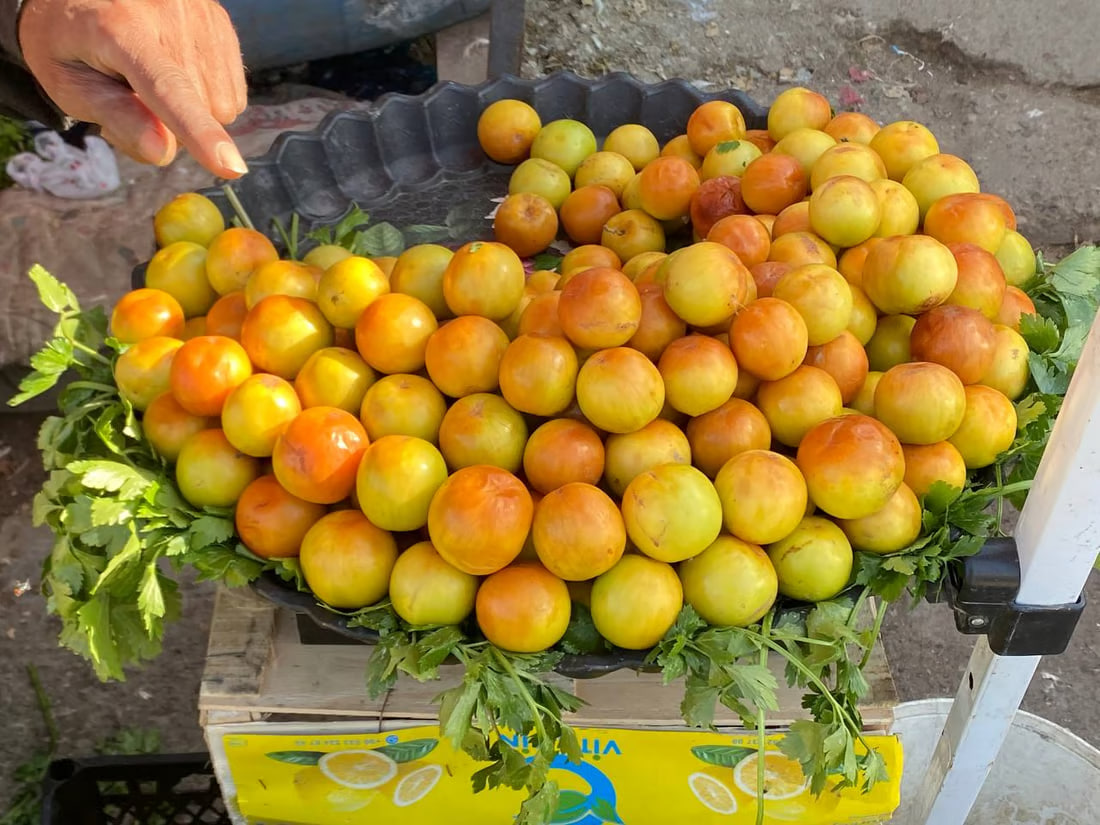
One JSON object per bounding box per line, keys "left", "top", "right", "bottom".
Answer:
{"left": 6, "top": 130, "right": 120, "bottom": 199}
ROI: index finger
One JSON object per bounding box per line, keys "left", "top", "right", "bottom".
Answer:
{"left": 114, "top": 55, "right": 248, "bottom": 178}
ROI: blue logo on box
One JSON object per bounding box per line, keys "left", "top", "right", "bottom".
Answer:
{"left": 527, "top": 754, "right": 624, "bottom": 824}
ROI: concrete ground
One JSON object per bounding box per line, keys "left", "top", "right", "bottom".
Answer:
{"left": 4, "top": 0, "right": 1100, "bottom": 815}
{"left": 523, "top": 0, "right": 1100, "bottom": 252}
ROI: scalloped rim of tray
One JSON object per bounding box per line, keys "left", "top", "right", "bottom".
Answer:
{"left": 180, "top": 71, "right": 773, "bottom": 677}
{"left": 195, "top": 70, "right": 768, "bottom": 229}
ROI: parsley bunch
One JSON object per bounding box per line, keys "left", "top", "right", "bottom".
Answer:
{"left": 351, "top": 602, "right": 589, "bottom": 823}
{"left": 10, "top": 267, "right": 293, "bottom": 680}
{"left": 10, "top": 239, "right": 1099, "bottom": 825}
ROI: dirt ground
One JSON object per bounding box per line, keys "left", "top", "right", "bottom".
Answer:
{"left": 521, "top": 0, "right": 1100, "bottom": 254}
{"left": 4, "top": 0, "right": 1100, "bottom": 816}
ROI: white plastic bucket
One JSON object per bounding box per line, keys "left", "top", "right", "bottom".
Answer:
{"left": 889, "top": 699, "right": 1100, "bottom": 824}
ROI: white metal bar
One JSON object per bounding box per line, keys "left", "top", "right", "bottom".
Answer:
{"left": 1013, "top": 333, "right": 1100, "bottom": 605}
{"left": 905, "top": 641, "right": 1039, "bottom": 824}
{"left": 909, "top": 309, "right": 1100, "bottom": 825}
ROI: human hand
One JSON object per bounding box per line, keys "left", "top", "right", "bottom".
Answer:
{"left": 19, "top": 0, "right": 250, "bottom": 178}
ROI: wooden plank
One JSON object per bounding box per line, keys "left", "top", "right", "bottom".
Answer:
{"left": 570, "top": 635, "right": 895, "bottom": 731}
{"left": 863, "top": 628, "right": 899, "bottom": 727}
{"left": 200, "top": 592, "right": 896, "bottom": 731}
{"left": 199, "top": 586, "right": 276, "bottom": 720}
{"left": 201, "top": 603, "right": 455, "bottom": 717}
{"left": 572, "top": 668, "right": 806, "bottom": 729}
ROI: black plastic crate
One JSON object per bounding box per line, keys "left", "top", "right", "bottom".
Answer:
{"left": 40, "top": 754, "right": 230, "bottom": 825}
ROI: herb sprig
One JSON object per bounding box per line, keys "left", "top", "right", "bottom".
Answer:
{"left": 10, "top": 267, "right": 284, "bottom": 681}
{"left": 10, "top": 237, "right": 1099, "bottom": 824}
{"left": 351, "top": 603, "right": 589, "bottom": 824}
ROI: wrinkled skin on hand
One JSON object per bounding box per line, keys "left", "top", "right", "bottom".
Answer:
{"left": 20, "top": 0, "right": 249, "bottom": 177}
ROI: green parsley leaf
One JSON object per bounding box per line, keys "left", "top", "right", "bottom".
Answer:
{"left": 29, "top": 338, "right": 73, "bottom": 376}
{"left": 402, "top": 224, "right": 452, "bottom": 245}
{"left": 29, "top": 264, "right": 78, "bottom": 313}
{"left": 189, "top": 546, "right": 263, "bottom": 587}
{"left": 188, "top": 515, "right": 236, "bottom": 549}
{"left": 92, "top": 529, "right": 142, "bottom": 594}
{"left": 68, "top": 460, "right": 154, "bottom": 498}
{"left": 307, "top": 206, "right": 371, "bottom": 246}
{"left": 531, "top": 252, "right": 563, "bottom": 272}
{"left": 9, "top": 370, "right": 64, "bottom": 407}
{"left": 1018, "top": 313, "right": 1060, "bottom": 353}
{"left": 76, "top": 596, "right": 123, "bottom": 680}
{"left": 90, "top": 498, "right": 133, "bottom": 526}
{"left": 559, "top": 603, "right": 607, "bottom": 655}
{"left": 352, "top": 222, "right": 406, "bottom": 257}
{"left": 681, "top": 681, "right": 720, "bottom": 728}
{"left": 137, "top": 561, "right": 168, "bottom": 634}
{"left": 1050, "top": 245, "right": 1100, "bottom": 298}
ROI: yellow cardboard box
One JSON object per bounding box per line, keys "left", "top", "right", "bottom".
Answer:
{"left": 220, "top": 724, "right": 902, "bottom": 824}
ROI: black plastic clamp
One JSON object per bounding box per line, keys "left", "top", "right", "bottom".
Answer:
{"left": 944, "top": 536, "right": 1086, "bottom": 656}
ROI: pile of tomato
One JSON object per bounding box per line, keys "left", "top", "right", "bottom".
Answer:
{"left": 109, "top": 85, "right": 1037, "bottom": 654}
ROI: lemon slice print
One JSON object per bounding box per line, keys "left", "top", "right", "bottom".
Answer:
{"left": 319, "top": 749, "right": 398, "bottom": 790}
{"left": 393, "top": 763, "right": 444, "bottom": 807}
{"left": 688, "top": 772, "right": 738, "bottom": 815}
{"left": 732, "top": 751, "right": 810, "bottom": 801}
{"left": 292, "top": 767, "right": 377, "bottom": 812}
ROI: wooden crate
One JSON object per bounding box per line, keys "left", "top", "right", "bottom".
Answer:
{"left": 199, "top": 586, "right": 898, "bottom": 824}
{"left": 199, "top": 586, "right": 897, "bottom": 731}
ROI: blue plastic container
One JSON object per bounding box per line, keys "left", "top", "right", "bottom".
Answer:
{"left": 221, "top": 0, "right": 493, "bottom": 69}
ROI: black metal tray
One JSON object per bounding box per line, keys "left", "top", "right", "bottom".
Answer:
{"left": 205, "top": 70, "right": 767, "bottom": 246}
{"left": 253, "top": 573, "right": 654, "bottom": 679}
{"left": 159, "top": 72, "right": 771, "bottom": 678}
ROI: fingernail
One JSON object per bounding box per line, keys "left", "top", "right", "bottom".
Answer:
{"left": 217, "top": 141, "right": 249, "bottom": 175}
{"left": 138, "top": 128, "right": 175, "bottom": 166}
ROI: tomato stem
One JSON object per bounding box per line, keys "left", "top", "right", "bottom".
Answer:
{"left": 770, "top": 634, "right": 836, "bottom": 647}
{"left": 754, "top": 633, "right": 875, "bottom": 759}
{"left": 64, "top": 380, "right": 118, "bottom": 395}
{"left": 846, "top": 588, "right": 870, "bottom": 630}
{"left": 272, "top": 213, "right": 302, "bottom": 260}
{"left": 976, "top": 478, "right": 1032, "bottom": 500}
{"left": 221, "top": 184, "right": 256, "bottom": 231}
{"left": 858, "top": 599, "right": 889, "bottom": 671}
{"left": 66, "top": 338, "right": 111, "bottom": 367}
{"left": 491, "top": 647, "right": 550, "bottom": 746}
{"left": 756, "top": 610, "right": 773, "bottom": 825}
{"left": 994, "top": 463, "right": 1006, "bottom": 535}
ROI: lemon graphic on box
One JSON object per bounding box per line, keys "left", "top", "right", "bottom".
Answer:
{"left": 689, "top": 745, "right": 845, "bottom": 822}
{"left": 266, "top": 738, "right": 441, "bottom": 814}
{"left": 687, "top": 772, "right": 738, "bottom": 815}
{"left": 737, "top": 750, "right": 841, "bottom": 822}
{"left": 689, "top": 744, "right": 843, "bottom": 821}
{"left": 319, "top": 749, "right": 399, "bottom": 788}
{"left": 732, "top": 750, "right": 809, "bottom": 801}
{"left": 293, "top": 766, "right": 379, "bottom": 813}
{"left": 392, "top": 763, "right": 443, "bottom": 807}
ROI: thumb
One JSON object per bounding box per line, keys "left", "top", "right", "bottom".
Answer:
{"left": 43, "top": 65, "right": 178, "bottom": 166}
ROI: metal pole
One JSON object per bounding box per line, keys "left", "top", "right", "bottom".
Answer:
{"left": 909, "top": 310, "right": 1100, "bottom": 825}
